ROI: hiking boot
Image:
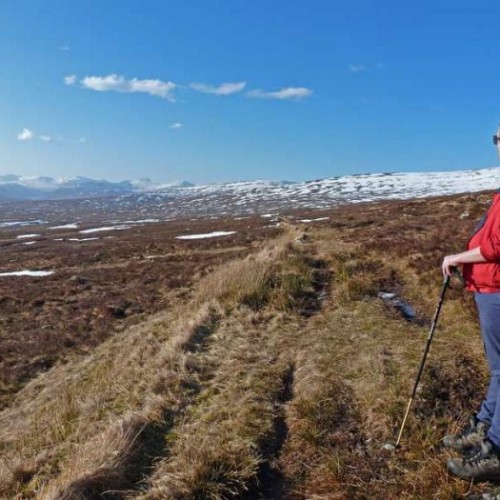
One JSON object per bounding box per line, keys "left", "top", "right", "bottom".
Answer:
{"left": 448, "top": 439, "right": 500, "bottom": 482}
{"left": 442, "top": 416, "right": 490, "bottom": 451}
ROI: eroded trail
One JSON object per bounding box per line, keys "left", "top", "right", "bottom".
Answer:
{"left": 134, "top": 239, "right": 330, "bottom": 498}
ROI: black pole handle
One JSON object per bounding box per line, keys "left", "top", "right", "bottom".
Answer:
{"left": 409, "top": 274, "right": 450, "bottom": 400}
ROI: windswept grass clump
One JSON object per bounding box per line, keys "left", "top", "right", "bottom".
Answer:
{"left": 194, "top": 233, "right": 316, "bottom": 314}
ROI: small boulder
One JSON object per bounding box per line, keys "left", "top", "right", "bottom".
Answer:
{"left": 69, "top": 275, "right": 88, "bottom": 285}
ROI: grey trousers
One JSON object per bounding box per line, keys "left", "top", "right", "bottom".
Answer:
{"left": 476, "top": 292, "right": 500, "bottom": 447}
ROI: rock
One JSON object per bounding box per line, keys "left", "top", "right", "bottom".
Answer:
{"left": 382, "top": 443, "right": 397, "bottom": 451}
{"left": 69, "top": 275, "right": 88, "bottom": 285}
{"left": 378, "top": 291, "right": 417, "bottom": 322}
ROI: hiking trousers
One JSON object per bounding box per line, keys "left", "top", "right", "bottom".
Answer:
{"left": 475, "top": 292, "right": 500, "bottom": 447}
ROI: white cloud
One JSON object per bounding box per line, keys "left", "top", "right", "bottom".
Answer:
{"left": 78, "top": 137, "right": 87, "bottom": 143}
{"left": 16, "top": 129, "right": 63, "bottom": 143}
{"left": 65, "top": 73, "right": 311, "bottom": 104}
{"left": 78, "top": 74, "right": 176, "bottom": 101}
{"left": 247, "top": 87, "right": 312, "bottom": 101}
{"left": 58, "top": 45, "right": 70, "bottom": 51}
{"left": 170, "top": 122, "right": 183, "bottom": 129}
{"left": 349, "top": 64, "right": 368, "bottom": 73}
{"left": 17, "top": 128, "right": 35, "bottom": 141}
{"left": 190, "top": 81, "right": 246, "bottom": 96}
{"left": 64, "top": 74, "right": 77, "bottom": 85}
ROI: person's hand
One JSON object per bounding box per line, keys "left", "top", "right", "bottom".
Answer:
{"left": 442, "top": 254, "right": 460, "bottom": 277}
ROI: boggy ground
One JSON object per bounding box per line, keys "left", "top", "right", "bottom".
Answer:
{"left": 0, "top": 192, "right": 498, "bottom": 498}
{"left": 0, "top": 216, "right": 280, "bottom": 408}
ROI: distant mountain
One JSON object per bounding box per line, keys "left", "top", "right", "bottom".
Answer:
{"left": 141, "top": 167, "right": 498, "bottom": 217}
{"left": 1, "top": 168, "right": 499, "bottom": 220}
{"left": 0, "top": 175, "right": 195, "bottom": 201}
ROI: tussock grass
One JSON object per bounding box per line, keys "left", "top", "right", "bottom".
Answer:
{"left": 0, "top": 301, "right": 221, "bottom": 498}
{"left": 286, "top": 204, "right": 490, "bottom": 499}
{"left": 139, "top": 309, "right": 300, "bottom": 499}
{"left": 194, "top": 232, "right": 313, "bottom": 313}
{"left": 0, "top": 227, "right": 317, "bottom": 498}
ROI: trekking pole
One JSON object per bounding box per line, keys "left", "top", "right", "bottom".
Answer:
{"left": 393, "top": 274, "right": 451, "bottom": 448}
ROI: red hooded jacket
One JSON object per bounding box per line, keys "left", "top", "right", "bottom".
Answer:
{"left": 463, "top": 191, "right": 500, "bottom": 292}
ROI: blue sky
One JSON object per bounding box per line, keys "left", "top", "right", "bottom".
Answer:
{"left": 2, "top": 1, "right": 500, "bottom": 184}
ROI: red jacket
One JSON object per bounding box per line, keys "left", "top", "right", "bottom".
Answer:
{"left": 464, "top": 191, "right": 500, "bottom": 292}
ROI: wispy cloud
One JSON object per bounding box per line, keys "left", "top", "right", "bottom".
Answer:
{"left": 64, "top": 74, "right": 77, "bottom": 85}
{"left": 67, "top": 74, "right": 177, "bottom": 101}
{"left": 17, "top": 128, "right": 35, "bottom": 141}
{"left": 78, "top": 137, "right": 87, "bottom": 143}
{"left": 247, "top": 87, "right": 312, "bottom": 101}
{"left": 349, "top": 64, "right": 368, "bottom": 74}
{"left": 170, "top": 122, "right": 183, "bottom": 129}
{"left": 349, "top": 63, "right": 383, "bottom": 73}
{"left": 190, "top": 81, "right": 246, "bottom": 96}
{"left": 65, "top": 74, "right": 313, "bottom": 104}
{"left": 16, "top": 129, "right": 66, "bottom": 143}
{"left": 58, "top": 45, "right": 70, "bottom": 51}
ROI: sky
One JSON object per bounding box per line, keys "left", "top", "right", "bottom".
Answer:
{"left": 2, "top": 0, "right": 500, "bottom": 185}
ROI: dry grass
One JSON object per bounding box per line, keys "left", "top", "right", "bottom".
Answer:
{"left": 0, "top": 300, "right": 220, "bottom": 498}
{"left": 0, "top": 225, "right": 317, "bottom": 498}
{"left": 139, "top": 309, "right": 299, "bottom": 499}
{"left": 1, "top": 193, "right": 499, "bottom": 498}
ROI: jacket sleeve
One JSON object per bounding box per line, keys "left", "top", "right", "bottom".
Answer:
{"left": 481, "top": 225, "right": 500, "bottom": 262}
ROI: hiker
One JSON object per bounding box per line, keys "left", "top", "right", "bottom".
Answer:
{"left": 441, "top": 128, "right": 500, "bottom": 481}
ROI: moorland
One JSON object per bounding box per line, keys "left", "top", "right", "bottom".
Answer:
{"left": 0, "top": 192, "right": 496, "bottom": 498}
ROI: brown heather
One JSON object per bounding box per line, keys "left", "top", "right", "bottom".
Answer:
{"left": 1, "top": 192, "right": 499, "bottom": 498}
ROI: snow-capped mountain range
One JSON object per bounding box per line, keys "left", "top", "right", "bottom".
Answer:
{"left": 0, "top": 174, "right": 193, "bottom": 201}
{"left": 0, "top": 167, "right": 499, "bottom": 220}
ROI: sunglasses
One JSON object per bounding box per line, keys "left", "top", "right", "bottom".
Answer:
{"left": 494, "top": 135, "right": 500, "bottom": 145}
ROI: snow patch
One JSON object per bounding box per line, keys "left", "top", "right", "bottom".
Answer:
{"left": 17, "top": 234, "right": 41, "bottom": 239}
{"left": 0, "top": 220, "right": 46, "bottom": 228}
{"left": 0, "top": 270, "right": 54, "bottom": 277}
{"left": 49, "top": 223, "right": 78, "bottom": 230}
{"left": 176, "top": 231, "right": 237, "bottom": 240}
{"left": 79, "top": 225, "right": 131, "bottom": 234}
{"left": 298, "top": 217, "right": 330, "bottom": 223}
